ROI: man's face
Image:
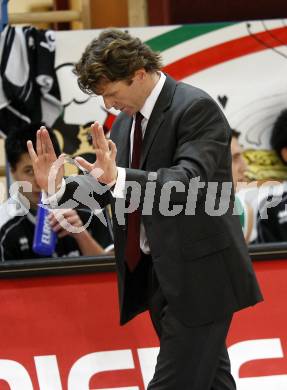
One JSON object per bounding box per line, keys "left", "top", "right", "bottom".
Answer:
{"left": 100, "top": 70, "right": 150, "bottom": 116}
{"left": 231, "top": 136, "right": 247, "bottom": 188}
{"left": 11, "top": 153, "right": 41, "bottom": 209}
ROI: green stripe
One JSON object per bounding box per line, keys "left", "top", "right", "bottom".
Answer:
{"left": 145, "top": 22, "right": 236, "bottom": 52}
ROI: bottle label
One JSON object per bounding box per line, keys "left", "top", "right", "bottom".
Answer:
{"left": 41, "top": 213, "right": 52, "bottom": 245}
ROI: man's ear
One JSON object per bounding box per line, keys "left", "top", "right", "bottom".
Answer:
{"left": 280, "top": 147, "right": 287, "bottom": 163}
{"left": 134, "top": 68, "right": 146, "bottom": 81}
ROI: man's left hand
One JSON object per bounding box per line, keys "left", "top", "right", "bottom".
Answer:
{"left": 75, "top": 121, "right": 118, "bottom": 186}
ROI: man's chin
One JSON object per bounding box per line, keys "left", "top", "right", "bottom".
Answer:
{"left": 122, "top": 107, "right": 134, "bottom": 116}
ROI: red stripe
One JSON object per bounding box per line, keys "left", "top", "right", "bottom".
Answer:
{"left": 103, "top": 113, "right": 116, "bottom": 133}
{"left": 163, "top": 26, "right": 287, "bottom": 80}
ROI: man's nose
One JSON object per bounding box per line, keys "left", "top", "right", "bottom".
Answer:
{"left": 103, "top": 97, "right": 113, "bottom": 110}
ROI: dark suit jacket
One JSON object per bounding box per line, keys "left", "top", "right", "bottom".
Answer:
{"left": 62, "top": 75, "right": 263, "bottom": 326}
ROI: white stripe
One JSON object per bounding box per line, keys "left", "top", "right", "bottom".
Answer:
{"left": 6, "top": 105, "right": 31, "bottom": 122}
{"left": 161, "top": 19, "right": 287, "bottom": 66}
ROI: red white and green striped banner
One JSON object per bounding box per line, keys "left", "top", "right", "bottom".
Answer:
{"left": 55, "top": 20, "right": 287, "bottom": 178}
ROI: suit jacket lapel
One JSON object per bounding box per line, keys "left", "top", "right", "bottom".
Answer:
{"left": 115, "top": 115, "right": 133, "bottom": 168}
{"left": 140, "top": 75, "right": 177, "bottom": 168}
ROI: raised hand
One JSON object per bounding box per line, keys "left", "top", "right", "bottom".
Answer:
{"left": 27, "top": 126, "right": 65, "bottom": 195}
{"left": 75, "top": 121, "right": 117, "bottom": 185}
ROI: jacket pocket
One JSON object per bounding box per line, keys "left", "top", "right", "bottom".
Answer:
{"left": 182, "top": 232, "right": 230, "bottom": 261}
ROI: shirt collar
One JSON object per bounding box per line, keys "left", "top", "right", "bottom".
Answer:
{"left": 139, "top": 71, "right": 166, "bottom": 121}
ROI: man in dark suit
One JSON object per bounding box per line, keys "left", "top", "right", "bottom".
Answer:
{"left": 28, "top": 29, "right": 263, "bottom": 389}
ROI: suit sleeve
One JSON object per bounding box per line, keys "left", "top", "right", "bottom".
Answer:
{"left": 125, "top": 97, "right": 231, "bottom": 206}
{"left": 48, "top": 174, "right": 111, "bottom": 211}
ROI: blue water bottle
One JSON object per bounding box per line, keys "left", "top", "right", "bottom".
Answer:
{"left": 33, "top": 196, "right": 57, "bottom": 256}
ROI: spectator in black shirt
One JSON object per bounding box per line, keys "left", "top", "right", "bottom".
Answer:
{"left": 0, "top": 123, "right": 113, "bottom": 261}
{"left": 256, "top": 109, "right": 287, "bottom": 243}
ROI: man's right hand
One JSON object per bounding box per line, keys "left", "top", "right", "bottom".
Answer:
{"left": 27, "top": 126, "right": 65, "bottom": 195}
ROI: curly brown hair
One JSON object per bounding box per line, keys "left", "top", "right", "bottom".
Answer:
{"left": 74, "top": 29, "right": 162, "bottom": 95}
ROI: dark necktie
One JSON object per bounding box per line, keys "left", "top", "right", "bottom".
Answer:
{"left": 125, "top": 112, "right": 144, "bottom": 271}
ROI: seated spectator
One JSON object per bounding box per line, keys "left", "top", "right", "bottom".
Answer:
{"left": 231, "top": 129, "right": 253, "bottom": 242}
{"left": 256, "top": 110, "right": 287, "bottom": 243}
{"left": 271, "top": 109, "right": 287, "bottom": 164}
{"left": 0, "top": 123, "right": 113, "bottom": 261}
